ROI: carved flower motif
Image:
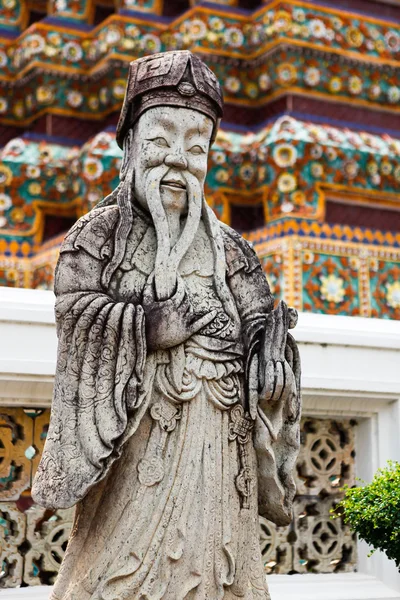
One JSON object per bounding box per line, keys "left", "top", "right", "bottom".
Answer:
{"left": 326, "top": 147, "right": 337, "bottom": 161}
{"left": 394, "top": 165, "right": 400, "bottom": 183}
{"left": 240, "top": 163, "right": 255, "bottom": 181}
{"left": 303, "top": 251, "right": 314, "bottom": 265}
{"left": 311, "top": 162, "right": 324, "bottom": 178}
{"left": 0, "top": 165, "right": 12, "bottom": 186}
{"left": 273, "top": 10, "right": 292, "bottom": 33}
{"left": 226, "top": 27, "right": 244, "bottom": 47}
{"left": 320, "top": 274, "right": 345, "bottom": 303}
{"left": 277, "top": 63, "right": 297, "bottom": 86}
{"left": 304, "top": 67, "right": 320, "bottom": 87}
{"left": 67, "top": 90, "right": 83, "bottom": 108}
{"left": 141, "top": 34, "right": 161, "bottom": 53}
{"left": 380, "top": 160, "right": 393, "bottom": 176}
{"left": 83, "top": 158, "right": 104, "bottom": 181}
{"left": 259, "top": 73, "right": 271, "bottom": 91}
{"left": 63, "top": 41, "right": 83, "bottom": 62}
{"left": 386, "top": 282, "right": 400, "bottom": 309}
{"left": 342, "top": 159, "right": 359, "bottom": 180}
{"left": 348, "top": 76, "right": 362, "bottom": 96}
{"left": 138, "top": 456, "right": 164, "bottom": 487}
{"left": 112, "top": 79, "right": 126, "bottom": 99}
{"left": 329, "top": 77, "right": 342, "bottom": 93}
{"left": 36, "top": 86, "right": 54, "bottom": 104}
{"left": 273, "top": 143, "right": 297, "bottom": 168}
{"left": 277, "top": 172, "right": 297, "bottom": 193}
{"left": 245, "top": 83, "right": 258, "bottom": 98}
{"left": 10, "top": 207, "right": 24, "bottom": 224}
{"left": 188, "top": 19, "right": 207, "bottom": 41}
{"left": 215, "top": 168, "right": 229, "bottom": 183}
{"left": 0, "top": 193, "right": 12, "bottom": 211}
{"left": 388, "top": 86, "right": 400, "bottom": 104}
{"left": 345, "top": 27, "right": 364, "bottom": 48}
{"left": 209, "top": 17, "right": 224, "bottom": 32}
{"left": 385, "top": 31, "right": 400, "bottom": 52}
{"left": 309, "top": 19, "right": 326, "bottom": 39}
{"left": 26, "top": 34, "right": 45, "bottom": 54}
{"left": 293, "top": 8, "right": 305, "bottom": 22}
{"left": 367, "top": 160, "right": 378, "bottom": 175}
{"left": 225, "top": 76, "right": 241, "bottom": 93}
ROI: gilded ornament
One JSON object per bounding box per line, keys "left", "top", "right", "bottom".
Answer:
{"left": 10, "top": 207, "right": 24, "bottom": 224}
{"left": 277, "top": 63, "right": 297, "bottom": 86}
{"left": 0, "top": 165, "right": 13, "bottom": 186}
{"left": 311, "top": 162, "right": 324, "bottom": 178}
{"left": 345, "top": 26, "right": 364, "bottom": 48}
{"left": 273, "top": 143, "right": 298, "bottom": 168}
{"left": 277, "top": 172, "right": 297, "bottom": 193}
{"left": 329, "top": 76, "right": 342, "bottom": 93}
{"left": 348, "top": 75, "right": 362, "bottom": 96}
{"left": 274, "top": 10, "right": 292, "bottom": 32}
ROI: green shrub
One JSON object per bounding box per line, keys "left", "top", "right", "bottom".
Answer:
{"left": 338, "top": 461, "right": 400, "bottom": 567}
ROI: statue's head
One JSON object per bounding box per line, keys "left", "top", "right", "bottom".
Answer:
{"left": 116, "top": 51, "right": 223, "bottom": 218}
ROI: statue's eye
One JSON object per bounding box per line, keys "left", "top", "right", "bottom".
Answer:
{"left": 189, "top": 145, "right": 205, "bottom": 155}
{"left": 148, "top": 137, "right": 169, "bottom": 148}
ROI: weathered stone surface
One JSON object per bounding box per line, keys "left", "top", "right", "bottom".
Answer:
{"left": 31, "top": 50, "right": 301, "bottom": 599}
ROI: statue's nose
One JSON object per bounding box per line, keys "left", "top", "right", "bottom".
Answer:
{"left": 164, "top": 153, "right": 188, "bottom": 169}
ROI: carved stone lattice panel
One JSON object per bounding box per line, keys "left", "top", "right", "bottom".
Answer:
{"left": 31, "top": 410, "right": 50, "bottom": 478}
{"left": 0, "top": 501, "right": 26, "bottom": 588}
{"left": 24, "top": 505, "right": 75, "bottom": 586}
{"left": 0, "top": 409, "right": 35, "bottom": 501}
{"left": 0, "top": 409, "right": 51, "bottom": 502}
{"left": 293, "top": 497, "right": 356, "bottom": 574}
{"left": 259, "top": 516, "right": 292, "bottom": 574}
{"left": 295, "top": 418, "right": 356, "bottom": 496}
{"left": 259, "top": 417, "right": 357, "bottom": 575}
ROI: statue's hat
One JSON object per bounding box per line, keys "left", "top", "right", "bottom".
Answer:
{"left": 116, "top": 51, "right": 223, "bottom": 148}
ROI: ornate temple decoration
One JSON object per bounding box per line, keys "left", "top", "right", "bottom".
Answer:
{"left": 0, "top": 2, "right": 398, "bottom": 123}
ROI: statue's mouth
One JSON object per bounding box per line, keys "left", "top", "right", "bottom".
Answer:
{"left": 161, "top": 178, "right": 186, "bottom": 191}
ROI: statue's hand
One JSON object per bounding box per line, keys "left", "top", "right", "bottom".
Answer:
{"left": 258, "top": 301, "right": 297, "bottom": 404}
{"left": 143, "top": 274, "right": 218, "bottom": 351}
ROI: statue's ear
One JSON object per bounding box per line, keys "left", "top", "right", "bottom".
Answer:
{"left": 119, "top": 128, "right": 134, "bottom": 181}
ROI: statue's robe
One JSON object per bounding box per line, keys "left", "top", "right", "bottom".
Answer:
{"left": 32, "top": 202, "right": 301, "bottom": 600}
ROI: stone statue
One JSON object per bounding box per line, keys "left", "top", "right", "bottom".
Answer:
{"left": 32, "top": 51, "right": 301, "bottom": 600}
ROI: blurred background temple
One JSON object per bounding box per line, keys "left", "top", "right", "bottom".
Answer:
{"left": 0, "top": 0, "right": 400, "bottom": 595}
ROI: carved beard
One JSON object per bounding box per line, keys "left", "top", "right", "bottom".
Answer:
{"left": 101, "top": 132, "right": 238, "bottom": 322}
{"left": 145, "top": 165, "right": 203, "bottom": 299}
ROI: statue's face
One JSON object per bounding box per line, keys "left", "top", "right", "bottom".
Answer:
{"left": 131, "top": 106, "right": 213, "bottom": 215}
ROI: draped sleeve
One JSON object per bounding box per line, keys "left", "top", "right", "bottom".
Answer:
{"left": 222, "top": 223, "right": 301, "bottom": 526}
{"left": 32, "top": 209, "right": 147, "bottom": 510}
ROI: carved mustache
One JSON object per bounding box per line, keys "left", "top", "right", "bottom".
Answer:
{"left": 145, "top": 166, "right": 203, "bottom": 297}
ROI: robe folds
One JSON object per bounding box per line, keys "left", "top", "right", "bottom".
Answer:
{"left": 32, "top": 203, "right": 301, "bottom": 600}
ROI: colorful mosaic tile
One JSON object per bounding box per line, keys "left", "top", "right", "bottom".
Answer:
{"left": 0, "top": 117, "right": 399, "bottom": 253}
{"left": 0, "top": 2, "right": 398, "bottom": 124}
